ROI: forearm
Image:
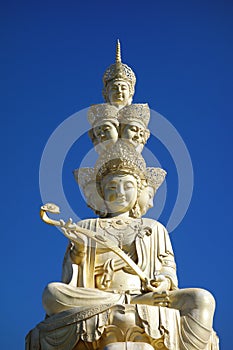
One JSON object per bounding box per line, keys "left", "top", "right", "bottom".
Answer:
{"left": 160, "top": 257, "right": 178, "bottom": 290}
{"left": 70, "top": 243, "right": 87, "bottom": 265}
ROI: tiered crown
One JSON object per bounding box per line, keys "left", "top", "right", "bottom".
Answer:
{"left": 95, "top": 140, "right": 146, "bottom": 182}
{"left": 145, "top": 167, "right": 167, "bottom": 191}
{"left": 88, "top": 104, "right": 119, "bottom": 128}
{"left": 88, "top": 103, "right": 150, "bottom": 129}
{"left": 118, "top": 104, "right": 150, "bottom": 128}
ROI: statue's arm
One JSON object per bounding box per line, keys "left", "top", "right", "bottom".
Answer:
{"left": 159, "top": 257, "right": 178, "bottom": 290}
{"left": 61, "top": 221, "right": 88, "bottom": 285}
{"left": 59, "top": 219, "right": 88, "bottom": 265}
{"left": 154, "top": 221, "right": 178, "bottom": 291}
{"left": 61, "top": 242, "right": 74, "bottom": 283}
{"left": 69, "top": 241, "right": 87, "bottom": 265}
{"left": 61, "top": 241, "right": 86, "bottom": 285}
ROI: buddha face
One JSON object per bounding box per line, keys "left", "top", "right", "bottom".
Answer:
{"left": 107, "top": 80, "right": 132, "bottom": 108}
{"left": 94, "top": 121, "right": 118, "bottom": 144}
{"left": 120, "top": 122, "right": 146, "bottom": 152}
{"left": 92, "top": 121, "right": 119, "bottom": 153}
{"left": 102, "top": 173, "right": 137, "bottom": 215}
{"left": 138, "top": 186, "right": 155, "bottom": 216}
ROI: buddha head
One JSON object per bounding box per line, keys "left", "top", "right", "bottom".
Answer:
{"left": 118, "top": 104, "right": 150, "bottom": 153}
{"left": 138, "top": 167, "right": 167, "bottom": 216}
{"left": 73, "top": 167, "right": 107, "bottom": 217}
{"left": 102, "top": 40, "right": 136, "bottom": 109}
{"left": 88, "top": 104, "right": 119, "bottom": 153}
{"left": 95, "top": 140, "right": 146, "bottom": 217}
{"left": 101, "top": 172, "right": 138, "bottom": 216}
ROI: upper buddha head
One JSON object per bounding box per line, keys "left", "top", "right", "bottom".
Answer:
{"left": 102, "top": 40, "right": 136, "bottom": 109}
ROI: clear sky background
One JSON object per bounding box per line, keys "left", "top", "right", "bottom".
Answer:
{"left": 2, "top": 1, "right": 233, "bottom": 349}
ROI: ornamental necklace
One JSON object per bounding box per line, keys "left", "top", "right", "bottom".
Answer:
{"left": 98, "top": 217, "right": 144, "bottom": 249}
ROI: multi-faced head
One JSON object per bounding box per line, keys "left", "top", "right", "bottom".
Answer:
{"left": 88, "top": 100, "right": 151, "bottom": 154}
{"left": 74, "top": 154, "right": 166, "bottom": 219}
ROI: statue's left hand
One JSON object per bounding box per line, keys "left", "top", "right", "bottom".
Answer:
{"left": 130, "top": 289, "right": 170, "bottom": 307}
{"left": 131, "top": 275, "right": 171, "bottom": 306}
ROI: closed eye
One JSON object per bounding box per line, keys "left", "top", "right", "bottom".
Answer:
{"left": 129, "top": 126, "right": 138, "bottom": 132}
{"left": 124, "top": 182, "right": 135, "bottom": 189}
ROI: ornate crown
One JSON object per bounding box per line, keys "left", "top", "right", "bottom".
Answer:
{"left": 87, "top": 103, "right": 119, "bottom": 128}
{"left": 118, "top": 103, "right": 150, "bottom": 128}
{"left": 95, "top": 140, "right": 146, "bottom": 182}
{"left": 102, "top": 40, "right": 136, "bottom": 99}
{"left": 145, "top": 167, "right": 167, "bottom": 191}
{"left": 73, "top": 167, "right": 107, "bottom": 215}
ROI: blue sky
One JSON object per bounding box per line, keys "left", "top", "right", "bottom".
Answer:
{"left": 2, "top": 1, "right": 233, "bottom": 349}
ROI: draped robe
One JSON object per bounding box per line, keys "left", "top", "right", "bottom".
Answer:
{"left": 26, "top": 218, "right": 218, "bottom": 350}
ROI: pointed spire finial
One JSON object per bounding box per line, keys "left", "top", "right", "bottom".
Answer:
{"left": 115, "top": 39, "right": 121, "bottom": 63}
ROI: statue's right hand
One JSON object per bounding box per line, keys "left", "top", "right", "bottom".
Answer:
{"left": 60, "top": 218, "right": 76, "bottom": 230}
{"left": 60, "top": 222, "right": 87, "bottom": 265}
